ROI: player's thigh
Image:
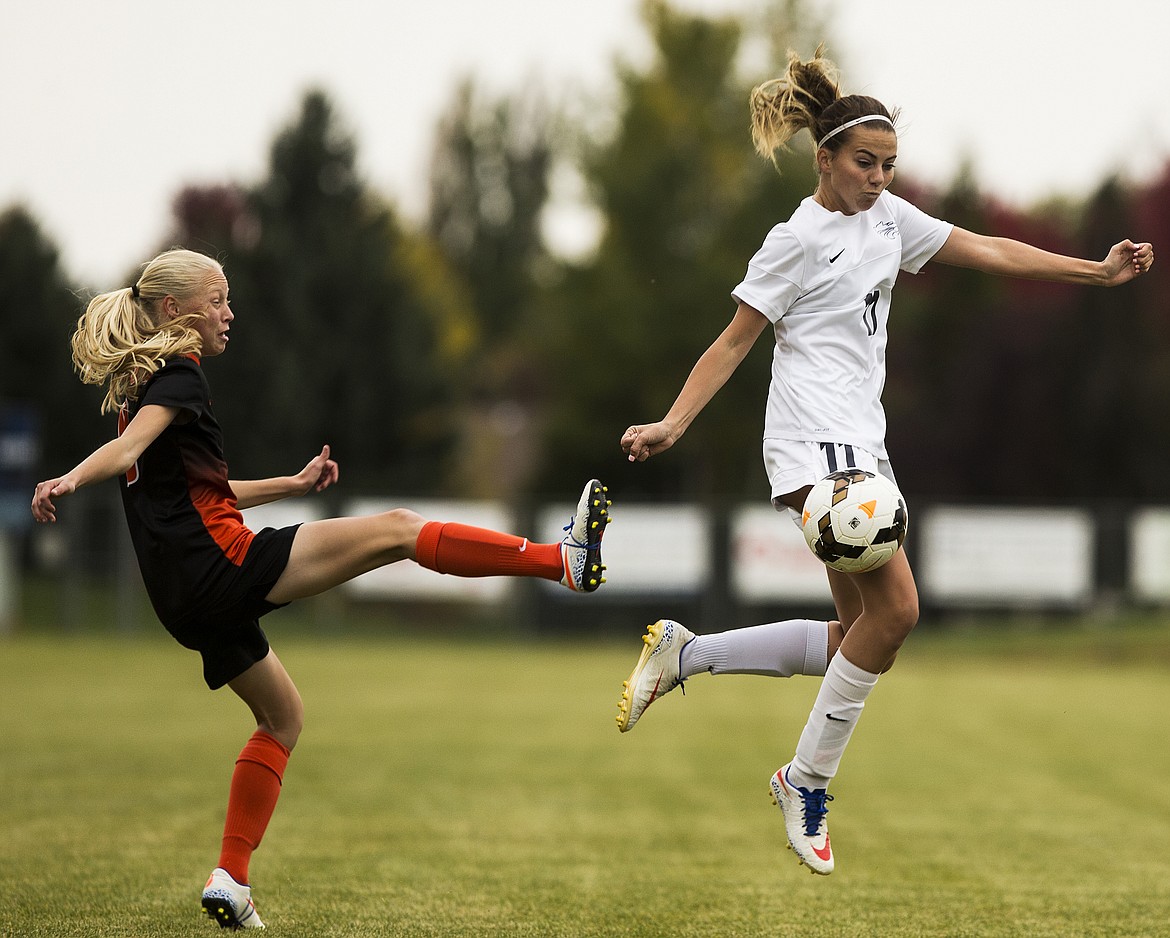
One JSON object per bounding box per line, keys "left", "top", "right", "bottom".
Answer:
{"left": 265, "top": 510, "right": 426, "bottom": 604}
{"left": 228, "top": 649, "right": 304, "bottom": 748}
{"left": 834, "top": 550, "right": 920, "bottom": 672}
{"left": 826, "top": 567, "right": 863, "bottom": 630}
{"left": 849, "top": 548, "right": 920, "bottom": 635}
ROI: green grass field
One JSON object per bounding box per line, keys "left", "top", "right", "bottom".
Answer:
{"left": 3, "top": 618, "right": 1169, "bottom": 937}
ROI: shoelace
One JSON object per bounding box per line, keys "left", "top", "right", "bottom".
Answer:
{"left": 800, "top": 788, "right": 834, "bottom": 837}
{"left": 562, "top": 516, "right": 601, "bottom": 550}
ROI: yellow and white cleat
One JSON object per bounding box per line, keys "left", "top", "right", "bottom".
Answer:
{"left": 615, "top": 618, "right": 695, "bottom": 732}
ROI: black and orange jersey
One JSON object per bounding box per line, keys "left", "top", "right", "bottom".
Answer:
{"left": 118, "top": 355, "right": 255, "bottom": 626}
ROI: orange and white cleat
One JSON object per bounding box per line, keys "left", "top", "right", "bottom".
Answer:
{"left": 202, "top": 867, "right": 265, "bottom": 929}
{"left": 560, "top": 479, "right": 610, "bottom": 592}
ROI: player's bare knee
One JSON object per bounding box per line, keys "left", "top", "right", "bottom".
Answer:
{"left": 880, "top": 596, "right": 919, "bottom": 650}
{"left": 261, "top": 682, "right": 304, "bottom": 750}
{"left": 380, "top": 508, "right": 426, "bottom": 550}
{"left": 264, "top": 696, "right": 304, "bottom": 751}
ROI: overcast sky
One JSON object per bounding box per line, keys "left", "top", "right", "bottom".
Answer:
{"left": 2, "top": 0, "right": 1167, "bottom": 285}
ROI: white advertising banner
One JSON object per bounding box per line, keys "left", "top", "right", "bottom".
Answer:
{"left": 729, "top": 505, "right": 833, "bottom": 603}
{"left": 537, "top": 503, "right": 711, "bottom": 596}
{"left": 1129, "top": 507, "right": 1170, "bottom": 602}
{"left": 919, "top": 506, "right": 1094, "bottom": 606}
{"left": 341, "top": 498, "right": 514, "bottom": 601}
{"left": 242, "top": 501, "right": 323, "bottom": 531}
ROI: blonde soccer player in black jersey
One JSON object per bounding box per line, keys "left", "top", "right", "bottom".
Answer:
{"left": 32, "top": 248, "right": 611, "bottom": 928}
{"left": 615, "top": 45, "right": 1153, "bottom": 875}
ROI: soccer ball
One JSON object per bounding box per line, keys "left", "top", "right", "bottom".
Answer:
{"left": 801, "top": 469, "right": 908, "bottom": 573}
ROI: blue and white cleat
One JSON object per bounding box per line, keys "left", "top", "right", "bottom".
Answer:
{"left": 560, "top": 479, "right": 611, "bottom": 592}
{"left": 769, "top": 763, "right": 835, "bottom": 875}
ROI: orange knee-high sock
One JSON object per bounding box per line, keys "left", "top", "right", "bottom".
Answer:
{"left": 218, "top": 730, "right": 291, "bottom": 885}
{"left": 415, "top": 521, "right": 563, "bottom": 580}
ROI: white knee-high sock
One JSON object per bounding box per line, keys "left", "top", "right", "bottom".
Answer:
{"left": 679, "top": 620, "right": 829, "bottom": 680}
{"left": 789, "top": 653, "right": 879, "bottom": 789}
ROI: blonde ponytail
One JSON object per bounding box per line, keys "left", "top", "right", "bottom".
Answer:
{"left": 750, "top": 45, "right": 841, "bottom": 163}
{"left": 71, "top": 249, "right": 221, "bottom": 413}
{"left": 750, "top": 44, "right": 897, "bottom": 173}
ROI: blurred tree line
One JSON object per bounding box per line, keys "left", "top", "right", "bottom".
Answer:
{"left": 2, "top": 0, "right": 1167, "bottom": 509}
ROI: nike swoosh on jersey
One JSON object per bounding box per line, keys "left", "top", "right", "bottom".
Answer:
{"left": 829, "top": 249, "right": 845, "bottom": 263}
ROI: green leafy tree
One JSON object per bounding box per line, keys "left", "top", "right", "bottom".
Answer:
{"left": 425, "top": 79, "right": 555, "bottom": 496}
{"left": 884, "top": 164, "right": 1169, "bottom": 501}
{"left": 167, "top": 91, "right": 459, "bottom": 492}
{"left": 530, "top": 0, "right": 821, "bottom": 498}
{"left": 0, "top": 208, "right": 103, "bottom": 470}
{"left": 1057, "top": 176, "right": 1161, "bottom": 498}
{"left": 428, "top": 79, "right": 552, "bottom": 347}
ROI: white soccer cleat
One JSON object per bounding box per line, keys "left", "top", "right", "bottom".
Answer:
{"left": 202, "top": 867, "right": 265, "bottom": 929}
{"left": 615, "top": 618, "right": 695, "bottom": 732}
{"left": 560, "top": 479, "right": 611, "bottom": 592}
{"left": 769, "top": 763, "right": 835, "bottom": 875}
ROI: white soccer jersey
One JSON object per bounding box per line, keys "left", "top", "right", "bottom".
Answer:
{"left": 732, "top": 191, "right": 953, "bottom": 458}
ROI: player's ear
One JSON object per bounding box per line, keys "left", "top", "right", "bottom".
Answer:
{"left": 161, "top": 295, "right": 181, "bottom": 320}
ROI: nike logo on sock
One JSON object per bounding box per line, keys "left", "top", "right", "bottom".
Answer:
{"left": 825, "top": 713, "right": 848, "bottom": 722}
{"left": 518, "top": 538, "right": 528, "bottom": 552}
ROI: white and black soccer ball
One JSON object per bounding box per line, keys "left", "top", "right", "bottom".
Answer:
{"left": 801, "top": 469, "right": 908, "bottom": 574}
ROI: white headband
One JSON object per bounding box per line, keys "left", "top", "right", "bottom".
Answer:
{"left": 816, "top": 114, "right": 895, "bottom": 149}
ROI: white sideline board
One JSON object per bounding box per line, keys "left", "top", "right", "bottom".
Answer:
{"left": 1129, "top": 507, "right": 1170, "bottom": 602}
{"left": 918, "top": 506, "right": 1094, "bottom": 607}
{"left": 729, "top": 504, "right": 833, "bottom": 603}
{"left": 537, "top": 502, "right": 711, "bottom": 596}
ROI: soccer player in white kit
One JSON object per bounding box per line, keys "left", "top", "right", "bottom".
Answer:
{"left": 615, "top": 45, "right": 1154, "bottom": 875}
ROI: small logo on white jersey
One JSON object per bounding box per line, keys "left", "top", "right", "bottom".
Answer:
{"left": 829, "top": 249, "right": 844, "bottom": 263}
{"left": 874, "top": 220, "right": 898, "bottom": 240}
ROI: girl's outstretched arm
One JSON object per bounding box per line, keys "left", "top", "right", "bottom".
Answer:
{"left": 622, "top": 301, "right": 769, "bottom": 463}
{"left": 934, "top": 227, "right": 1153, "bottom": 286}
{"left": 230, "top": 445, "right": 340, "bottom": 510}
{"left": 31, "top": 404, "right": 178, "bottom": 523}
